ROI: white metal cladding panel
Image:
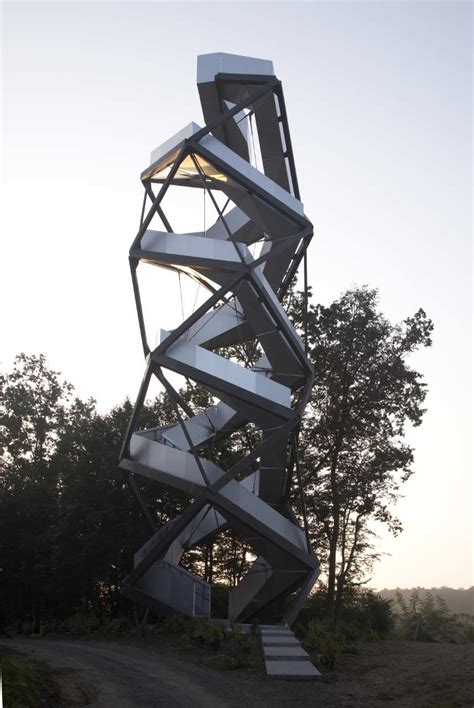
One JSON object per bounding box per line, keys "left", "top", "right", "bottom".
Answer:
{"left": 206, "top": 207, "right": 252, "bottom": 241}
{"left": 184, "top": 304, "right": 245, "bottom": 346}
{"left": 199, "top": 134, "right": 304, "bottom": 215}
{"left": 149, "top": 121, "right": 202, "bottom": 166}
{"left": 162, "top": 414, "right": 213, "bottom": 450}
{"left": 137, "top": 561, "right": 210, "bottom": 617}
{"left": 183, "top": 505, "right": 226, "bottom": 547}
{"left": 135, "top": 505, "right": 223, "bottom": 567}
{"left": 162, "top": 402, "right": 237, "bottom": 450}
{"left": 134, "top": 526, "right": 165, "bottom": 566}
{"left": 164, "top": 536, "right": 185, "bottom": 565}
{"left": 253, "top": 268, "right": 306, "bottom": 353}
{"left": 137, "top": 562, "right": 171, "bottom": 601}
{"left": 129, "top": 434, "right": 221, "bottom": 489}
{"left": 228, "top": 557, "right": 271, "bottom": 618}
{"left": 193, "top": 581, "right": 211, "bottom": 616}
{"left": 221, "top": 479, "right": 307, "bottom": 552}
{"left": 197, "top": 52, "right": 274, "bottom": 84}
{"left": 140, "top": 231, "right": 248, "bottom": 264}
{"left": 162, "top": 334, "right": 291, "bottom": 408}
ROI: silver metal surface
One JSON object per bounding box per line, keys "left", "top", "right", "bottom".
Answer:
{"left": 120, "top": 52, "right": 319, "bottom": 627}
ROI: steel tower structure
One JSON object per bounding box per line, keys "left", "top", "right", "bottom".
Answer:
{"left": 119, "top": 53, "right": 319, "bottom": 626}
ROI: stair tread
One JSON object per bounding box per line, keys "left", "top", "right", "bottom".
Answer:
{"left": 264, "top": 646, "right": 309, "bottom": 657}
{"left": 260, "top": 624, "right": 290, "bottom": 629}
{"left": 265, "top": 659, "right": 321, "bottom": 678}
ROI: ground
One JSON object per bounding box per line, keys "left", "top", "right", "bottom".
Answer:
{"left": 2, "top": 636, "right": 473, "bottom": 707}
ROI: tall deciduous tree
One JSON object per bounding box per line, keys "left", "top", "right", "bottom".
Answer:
{"left": 290, "top": 287, "right": 433, "bottom": 623}
{"left": 0, "top": 353, "right": 73, "bottom": 466}
{"left": 0, "top": 354, "right": 74, "bottom": 630}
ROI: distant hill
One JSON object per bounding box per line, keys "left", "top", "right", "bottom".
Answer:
{"left": 379, "top": 587, "right": 474, "bottom": 616}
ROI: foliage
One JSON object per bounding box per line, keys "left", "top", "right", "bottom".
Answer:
{"left": 159, "top": 614, "right": 252, "bottom": 668}
{"left": 221, "top": 625, "right": 252, "bottom": 669}
{"left": 457, "top": 614, "right": 474, "bottom": 643}
{"left": 0, "top": 648, "right": 60, "bottom": 707}
{"left": 394, "top": 589, "right": 463, "bottom": 642}
{"left": 302, "top": 618, "right": 346, "bottom": 668}
{"left": 379, "top": 586, "right": 474, "bottom": 616}
{"left": 0, "top": 353, "right": 189, "bottom": 629}
{"left": 298, "top": 586, "right": 394, "bottom": 644}
{"left": 0, "top": 353, "right": 73, "bottom": 465}
{"left": 288, "top": 287, "right": 433, "bottom": 622}
{"left": 102, "top": 615, "right": 134, "bottom": 634}
{"left": 339, "top": 588, "right": 394, "bottom": 640}
{"left": 0, "top": 284, "right": 433, "bottom": 630}
{"left": 161, "top": 612, "right": 189, "bottom": 634}
{"left": 209, "top": 583, "right": 229, "bottom": 619}
{"left": 60, "top": 611, "right": 101, "bottom": 635}
{"left": 186, "top": 618, "right": 225, "bottom": 649}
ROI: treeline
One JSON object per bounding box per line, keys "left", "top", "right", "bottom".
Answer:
{"left": 380, "top": 587, "right": 474, "bottom": 617}
{"left": 0, "top": 287, "right": 434, "bottom": 631}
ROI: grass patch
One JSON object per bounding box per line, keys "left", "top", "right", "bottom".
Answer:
{"left": 0, "top": 647, "right": 60, "bottom": 708}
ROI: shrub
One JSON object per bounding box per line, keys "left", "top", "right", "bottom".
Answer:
{"left": 21, "top": 621, "right": 34, "bottom": 635}
{"left": 298, "top": 587, "right": 394, "bottom": 641}
{"left": 394, "top": 590, "right": 462, "bottom": 642}
{"left": 4, "top": 624, "right": 17, "bottom": 638}
{"left": 39, "top": 619, "right": 59, "bottom": 636}
{"left": 458, "top": 614, "right": 474, "bottom": 643}
{"left": 163, "top": 612, "right": 190, "bottom": 634}
{"left": 60, "top": 612, "right": 101, "bottom": 635}
{"left": 250, "top": 617, "right": 260, "bottom": 635}
{"left": 187, "top": 619, "right": 225, "bottom": 649}
{"left": 222, "top": 625, "right": 252, "bottom": 669}
{"left": 338, "top": 589, "right": 394, "bottom": 639}
{"left": 102, "top": 615, "right": 133, "bottom": 634}
{"left": 303, "top": 619, "right": 345, "bottom": 669}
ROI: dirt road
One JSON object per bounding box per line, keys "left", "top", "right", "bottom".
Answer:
{"left": 6, "top": 637, "right": 474, "bottom": 707}
{"left": 6, "top": 638, "right": 329, "bottom": 707}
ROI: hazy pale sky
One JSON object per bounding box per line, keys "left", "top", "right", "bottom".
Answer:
{"left": 1, "top": 1, "right": 472, "bottom": 590}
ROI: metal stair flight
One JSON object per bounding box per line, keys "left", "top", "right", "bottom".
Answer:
{"left": 120, "top": 52, "right": 319, "bottom": 636}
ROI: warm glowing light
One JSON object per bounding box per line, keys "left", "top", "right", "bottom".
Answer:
{"left": 142, "top": 151, "right": 227, "bottom": 184}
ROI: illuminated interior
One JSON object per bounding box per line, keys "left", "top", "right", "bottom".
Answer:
{"left": 143, "top": 152, "right": 228, "bottom": 184}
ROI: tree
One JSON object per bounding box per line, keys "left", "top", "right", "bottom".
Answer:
{"left": 0, "top": 283, "right": 433, "bottom": 629}
{"left": 0, "top": 354, "right": 74, "bottom": 630}
{"left": 0, "top": 353, "right": 73, "bottom": 466}
{"left": 290, "top": 287, "right": 433, "bottom": 623}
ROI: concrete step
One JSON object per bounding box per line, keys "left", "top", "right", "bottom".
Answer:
{"left": 265, "top": 660, "right": 321, "bottom": 680}
{"left": 259, "top": 625, "right": 321, "bottom": 680}
{"left": 262, "top": 637, "right": 299, "bottom": 645}
{"left": 265, "top": 646, "right": 308, "bottom": 657}
{"left": 260, "top": 624, "right": 293, "bottom": 631}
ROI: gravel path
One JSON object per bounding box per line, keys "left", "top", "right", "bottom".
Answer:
{"left": 6, "top": 637, "right": 474, "bottom": 707}
{"left": 6, "top": 638, "right": 328, "bottom": 707}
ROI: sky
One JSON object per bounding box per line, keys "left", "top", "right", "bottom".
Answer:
{"left": 1, "top": 1, "right": 472, "bottom": 590}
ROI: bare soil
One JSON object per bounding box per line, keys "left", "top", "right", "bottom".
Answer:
{"left": 329, "top": 640, "right": 474, "bottom": 707}
{"left": 3, "top": 636, "right": 473, "bottom": 707}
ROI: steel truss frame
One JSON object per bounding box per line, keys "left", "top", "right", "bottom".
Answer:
{"left": 119, "top": 53, "right": 319, "bottom": 626}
